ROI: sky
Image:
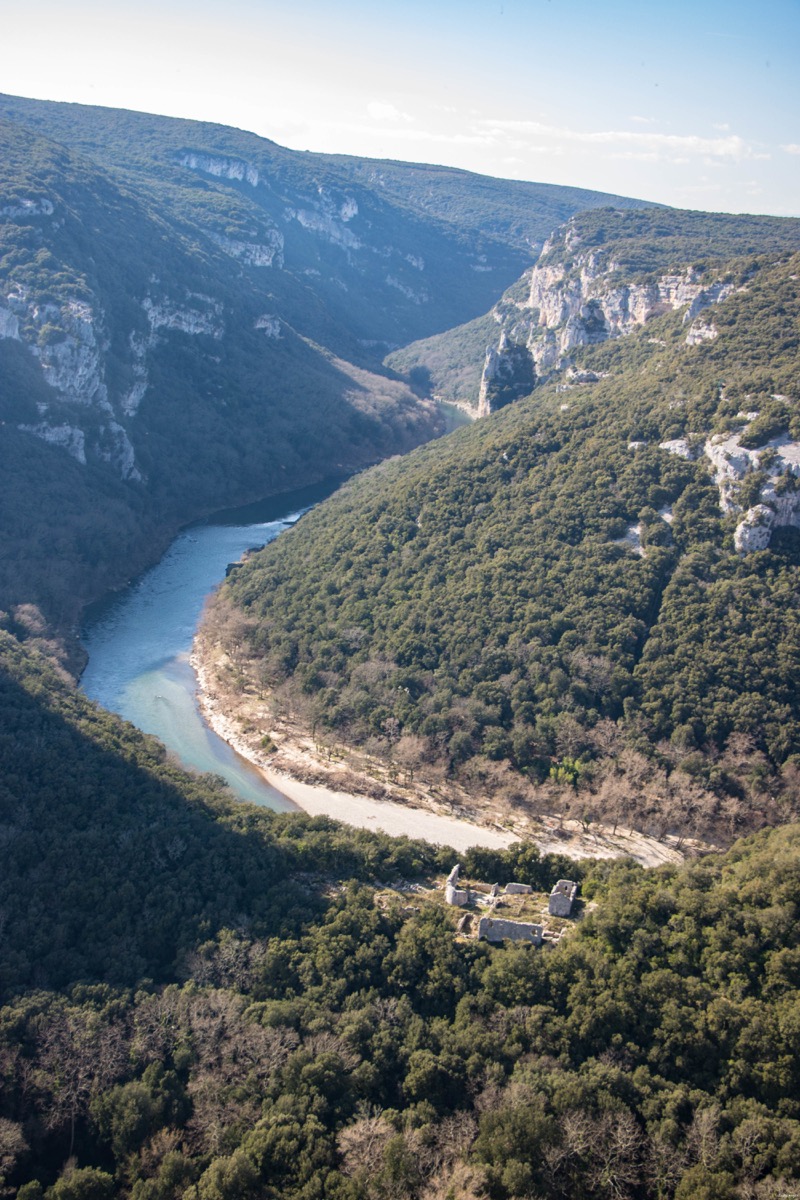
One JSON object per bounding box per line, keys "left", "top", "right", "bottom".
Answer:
{"left": 2, "top": 0, "right": 799, "bottom": 215}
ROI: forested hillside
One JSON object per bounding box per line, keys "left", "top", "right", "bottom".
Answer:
{"left": 207, "top": 242, "right": 800, "bottom": 844}
{"left": 5, "top": 93, "right": 800, "bottom": 1200}
{"left": 0, "top": 96, "right": 646, "bottom": 636}
{"left": 3, "top": 631, "right": 800, "bottom": 1199}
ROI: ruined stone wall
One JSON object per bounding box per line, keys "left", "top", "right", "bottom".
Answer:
{"left": 478, "top": 917, "right": 543, "bottom": 944}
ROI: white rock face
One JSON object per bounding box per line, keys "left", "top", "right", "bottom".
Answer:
{"left": 523, "top": 255, "right": 737, "bottom": 373}
{"left": 11, "top": 291, "right": 148, "bottom": 478}
{"left": 144, "top": 294, "right": 223, "bottom": 338}
{"left": 704, "top": 432, "right": 763, "bottom": 511}
{"left": 477, "top": 330, "right": 535, "bottom": 418}
{"left": 97, "top": 420, "right": 141, "bottom": 481}
{"left": 660, "top": 438, "right": 696, "bottom": 460}
{"left": 614, "top": 524, "right": 645, "bottom": 557}
{"left": 685, "top": 320, "right": 718, "bottom": 346}
{"left": 35, "top": 299, "right": 108, "bottom": 408}
{"left": 179, "top": 153, "right": 259, "bottom": 187}
{"left": 288, "top": 206, "right": 363, "bottom": 251}
{"left": 477, "top": 226, "right": 745, "bottom": 388}
{"left": 18, "top": 422, "right": 86, "bottom": 464}
{"left": 478, "top": 335, "right": 506, "bottom": 418}
{"left": 699, "top": 423, "right": 800, "bottom": 551}
{"left": 120, "top": 331, "right": 152, "bottom": 417}
{"left": 210, "top": 231, "right": 284, "bottom": 268}
{"left": 255, "top": 314, "right": 281, "bottom": 338}
{"left": 734, "top": 505, "right": 780, "bottom": 553}
{"left": 0, "top": 198, "right": 54, "bottom": 219}
{"left": 385, "top": 275, "right": 429, "bottom": 304}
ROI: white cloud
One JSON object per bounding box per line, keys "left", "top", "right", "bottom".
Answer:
{"left": 713, "top": 122, "right": 731, "bottom": 132}
{"left": 781, "top": 143, "right": 800, "bottom": 155}
{"left": 366, "top": 101, "right": 412, "bottom": 123}
{"left": 630, "top": 115, "right": 655, "bottom": 125}
{"left": 474, "top": 117, "right": 755, "bottom": 163}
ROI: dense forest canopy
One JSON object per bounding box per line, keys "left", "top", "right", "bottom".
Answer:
{"left": 3, "top": 633, "right": 800, "bottom": 1199}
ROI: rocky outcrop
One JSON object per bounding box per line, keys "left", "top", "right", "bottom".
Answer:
{"left": 7, "top": 290, "right": 151, "bottom": 480}
{"left": 477, "top": 331, "right": 536, "bottom": 417}
{"left": 661, "top": 419, "right": 800, "bottom": 553}
{"left": 33, "top": 298, "right": 108, "bottom": 406}
{"left": 285, "top": 204, "right": 362, "bottom": 252}
{"left": 143, "top": 293, "right": 223, "bottom": 339}
{"left": 96, "top": 420, "right": 140, "bottom": 481}
{"left": 210, "top": 231, "right": 284, "bottom": 269}
{"left": 473, "top": 226, "right": 740, "bottom": 417}
{"left": 522, "top": 252, "right": 737, "bottom": 374}
{"left": 733, "top": 483, "right": 800, "bottom": 552}
{"left": 659, "top": 438, "right": 697, "bottom": 460}
{"left": 255, "top": 314, "right": 281, "bottom": 338}
{"left": 120, "top": 331, "right": 151, "bottom": 417}
{"left": 17, "top": 421, "right": 86, "bottom": 463}
{"left": 0, "top": 197, "right": 54, "bottom": 218}
{"left": 385, "top": 275, "right": 429, "bottom": 305}
{"left": 685, "top": 319, "right": 719, "bottom": 346}
{"left": 0, "top": 305, "right": 19, "bottom": 339}
{"left": 179, "top": 153, "right": 259, "bottom": 187}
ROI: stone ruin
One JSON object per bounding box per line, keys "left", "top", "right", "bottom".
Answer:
{"left": 548, "top": 879, "right": 578, "bottom": 917}
{"left": 445, "top": 864, "right": 470, "bottom": 907}
{"left": 444, "top": 866, "right": 579, "bottom": 945}
{"left": 478, "top": 916, "right": 543, "bottom": 945}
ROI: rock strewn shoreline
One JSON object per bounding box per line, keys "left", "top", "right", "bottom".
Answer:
{"left": 191, "top": 632, "right": 688, "bottom": 865}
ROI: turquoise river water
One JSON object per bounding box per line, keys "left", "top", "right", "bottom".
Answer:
{"left": 80, "top": 479, "right": 344, "bottom": 810}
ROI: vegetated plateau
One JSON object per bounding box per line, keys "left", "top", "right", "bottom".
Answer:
{"left": 2, "top": 92, "right": 800, "bottom": 1200}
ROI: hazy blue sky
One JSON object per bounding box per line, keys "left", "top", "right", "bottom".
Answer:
{"left": 3, "top": 0, "right": 798, "bottom": 214}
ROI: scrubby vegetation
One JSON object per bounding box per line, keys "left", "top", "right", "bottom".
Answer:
{"left": 209, "top": 250, "right": 800, "bottom": 843}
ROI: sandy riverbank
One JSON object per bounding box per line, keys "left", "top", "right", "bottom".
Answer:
{"left": 191, "top": 633, "right": 686, "bottom": 865}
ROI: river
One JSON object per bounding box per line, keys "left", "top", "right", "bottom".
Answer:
{"left": 80, "top": 403, "right": 472, "bottom": 813}
{"left": 80, "top": 478, "right": 346, "bottom": 811}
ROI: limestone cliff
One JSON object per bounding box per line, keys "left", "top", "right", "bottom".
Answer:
{"left": 660, "top": 417, "right": 800, "bottom": 554}
{"left": 477, "top": 331, "right": 536, "bottom": 418}
{"left": 475, "top": 219, "right": 741, "bottom": 407}
{"left": 389, "top": 208, "right": 788, "bottom": 417}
